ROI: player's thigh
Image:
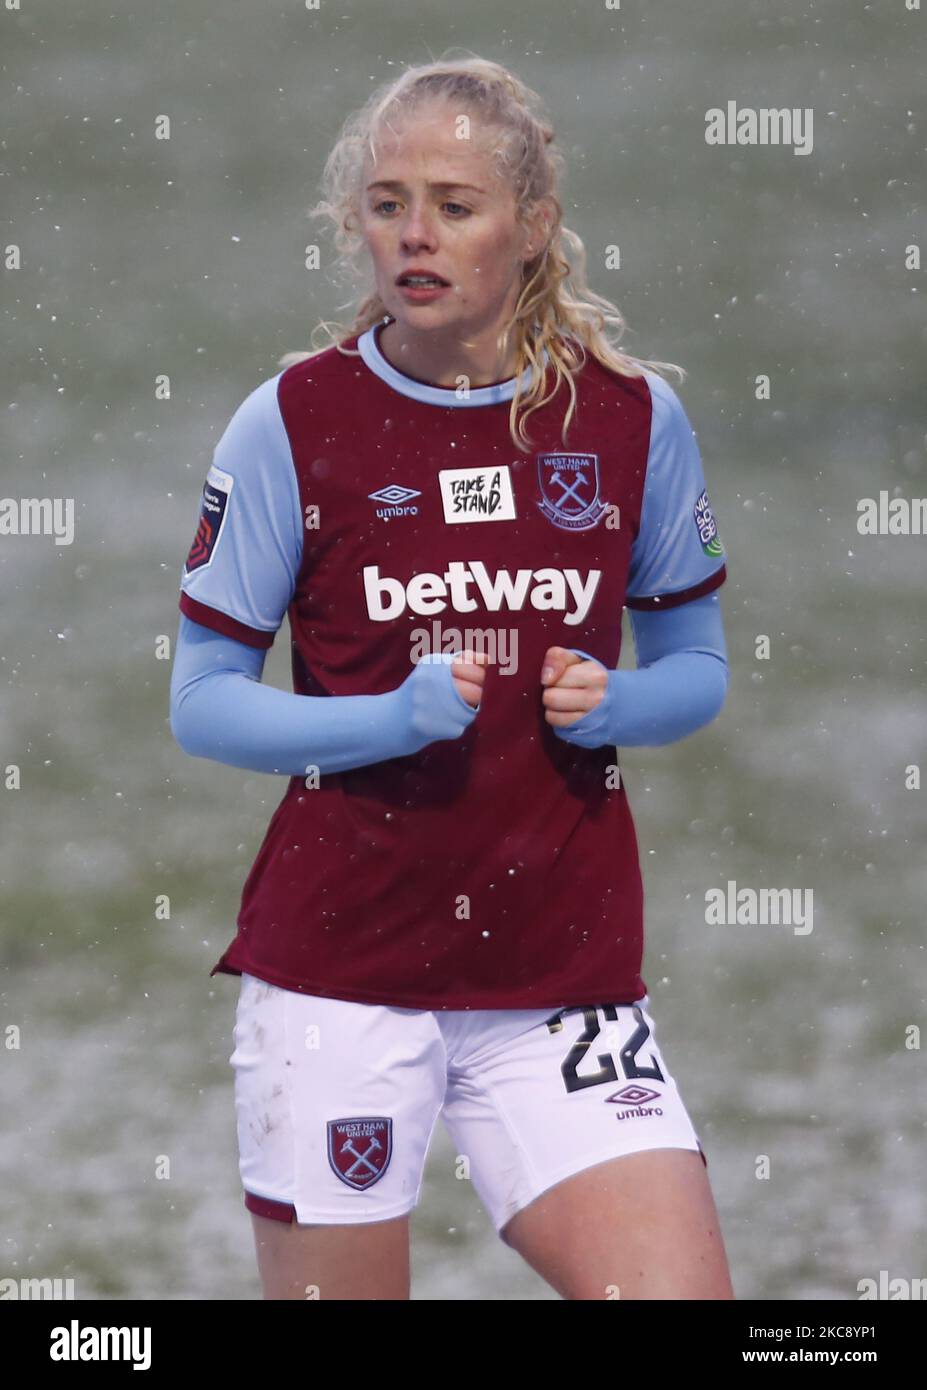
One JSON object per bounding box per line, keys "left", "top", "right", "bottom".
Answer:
{"left": 502, "top": 1146, "right": 734, "bottom": 1300}
{"left": 442, "top": 996, "right": 732, "bottom": 1299}
{"left": 230, "top": 972, "right": 444, "bottom": 1300}
{"left": 250, "top": 1210, "right": 411, "bottom": 1301}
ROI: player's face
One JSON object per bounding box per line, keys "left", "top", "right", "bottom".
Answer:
{"left": 359, "top": 102, "right": 538, "bottom": 341}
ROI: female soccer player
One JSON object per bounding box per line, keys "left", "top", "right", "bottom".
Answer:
{"left": 170, "top": 55, "right": 734, "bottom": 1300}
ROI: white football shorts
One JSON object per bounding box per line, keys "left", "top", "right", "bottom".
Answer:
{"left": 230, "top": 971, "right": 707, "bottom": 1239}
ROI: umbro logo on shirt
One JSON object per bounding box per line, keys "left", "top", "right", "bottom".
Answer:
{"left": 368, "top": 484, "right": 421, "bottom": 521}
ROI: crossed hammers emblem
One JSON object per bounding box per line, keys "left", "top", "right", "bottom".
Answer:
{"left": 340, "top": 1135, "right": 382, "bottom": 1179}
{"left": 550, "top": 470, "right": 589, "bottom": 511}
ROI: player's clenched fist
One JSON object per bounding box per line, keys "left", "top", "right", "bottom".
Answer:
{"left": 450, "top": 649, "right": 490, "bottom": 709}
{"left": 394, "top": 650, "right": 488, "bottom": 754}
{"left": 540, "top": 647, "right": 607, "bottom": 729}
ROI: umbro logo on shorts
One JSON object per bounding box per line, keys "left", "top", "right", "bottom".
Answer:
{"left": 327, "top": 1117, "right": 393, "bottom": 1190}
{"left": 607, "top": 1084, "right": 661, "bottom": 1107}
{"left": 605, "top": 1083, "right": 664, "bottom": 1120}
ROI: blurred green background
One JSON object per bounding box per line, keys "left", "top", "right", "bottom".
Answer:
{"left": 2, "top": 0, "right": 924, "bottom": 1299}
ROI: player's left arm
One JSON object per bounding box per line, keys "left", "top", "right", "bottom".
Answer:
{"left": 542, "top": 369, "right": 729, "bottom": 748}
{"left": 542, "top": 593, "right": 728, "bottom": 747}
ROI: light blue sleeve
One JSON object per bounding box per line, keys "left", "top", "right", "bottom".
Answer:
{"left": 625, "top": 372, "right": 726, "bottom": 609}
{"left": 178, "top": 372, "right": 302, "bottom": 647}
{"left": 556, "top": 592, "right": 729, "bottom": 748}
{"left": 169, "top": 615, "right": 478, "bottom": 777}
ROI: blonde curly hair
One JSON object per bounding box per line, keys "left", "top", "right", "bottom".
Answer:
{"left": 279, "top": 51, "right": 684, "bottom": 451}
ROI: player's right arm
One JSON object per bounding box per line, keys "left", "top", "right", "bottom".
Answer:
{"left": 169, "top": 374, "right": 480, "bottom": 776}
{"left": 169, "top": 618, "right": 479, "bottom": 775}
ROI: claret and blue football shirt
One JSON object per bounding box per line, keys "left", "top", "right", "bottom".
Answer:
{"left": 178, "top": 321, "right": 727, "bottom": 1008}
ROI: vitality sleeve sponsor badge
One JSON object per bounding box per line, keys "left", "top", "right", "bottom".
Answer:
{"left": 693, "top": 488, "right": 724, "bottom": 558}
{"left": 185, "top": 464, "right": 234, "bottom": 573}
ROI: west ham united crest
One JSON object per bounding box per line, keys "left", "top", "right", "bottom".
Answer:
{"left": 536, "top": 452, "right": 609, "bottom": 531}
{"left": 327, "top": 1117, "right": 393, "bottom": 1190}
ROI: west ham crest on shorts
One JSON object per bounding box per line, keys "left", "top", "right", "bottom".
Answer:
{"left": 327, "top": 1117, "right": 393, "bottom": 1190}
{"left": 536, "top": 452, "right": 609, "bottom": 531}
